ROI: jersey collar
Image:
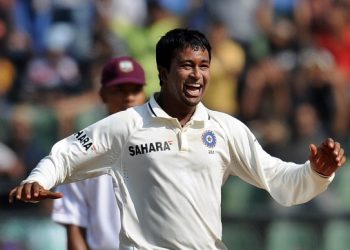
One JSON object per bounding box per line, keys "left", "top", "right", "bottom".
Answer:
{"left": 147, "top": 93, "right": 210, "bottom": 123}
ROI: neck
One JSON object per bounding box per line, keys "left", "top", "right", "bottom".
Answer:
{"left": 156, "top": 93, "right": 196, "bottom": 126}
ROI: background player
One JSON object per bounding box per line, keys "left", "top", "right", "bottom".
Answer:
{"left": 51, "top": 56, "right": 146, "bottom": 250}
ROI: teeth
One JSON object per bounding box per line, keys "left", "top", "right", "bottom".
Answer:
{"left": 186, "top": 83, "right": 201, "bottom": 88}
{"left": 184, "top": 82, "right": 202, "bottom": 97}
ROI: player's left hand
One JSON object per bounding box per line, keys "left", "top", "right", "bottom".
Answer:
{"left": 9, "top": 182, "right": 63, "bottom": 203}
{"left": 309, "top": 138, "right": 346, "bottom": 177}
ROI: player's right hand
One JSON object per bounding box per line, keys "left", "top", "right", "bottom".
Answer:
{"left": 9, "top": 182, "right": 63, "bottom": 203}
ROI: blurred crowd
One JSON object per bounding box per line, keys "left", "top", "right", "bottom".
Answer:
{"left": 0, "top": 0, "right": 350, "bottom": 249}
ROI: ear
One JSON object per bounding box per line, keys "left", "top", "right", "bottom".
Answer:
{"left": 99, "top": 88, "right": 107, "bottom": 103}
{"left": 158, "top": 66, "right": 168, "bottom": 85}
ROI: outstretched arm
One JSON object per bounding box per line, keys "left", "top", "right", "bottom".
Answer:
{"left": 309, "top": 138, "right": 346, "bottom": 177}
{"left": 9, "top": 182, "right": 63, "bottom": 203}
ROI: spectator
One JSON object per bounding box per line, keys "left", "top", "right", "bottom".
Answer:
{"left": 23, "top": 22, "right": 82, "bottom": 104}
{"left": 0, "top": 141, "right": 25, "bottom": 182}
{"left": 202, "top": 20, "right": 246, "bottom": 115}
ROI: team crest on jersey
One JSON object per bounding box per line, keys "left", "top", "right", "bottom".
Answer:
{"left": 202, "top": 130, "right": 216, "bottom": 148}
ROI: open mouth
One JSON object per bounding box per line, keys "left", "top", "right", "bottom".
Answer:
{"left": 184, "top": 83, "right": 202, "bottom": 97}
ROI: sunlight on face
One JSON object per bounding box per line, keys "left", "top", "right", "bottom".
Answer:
{"left": 164, "top": 47, "right": 210, "bottom": 108}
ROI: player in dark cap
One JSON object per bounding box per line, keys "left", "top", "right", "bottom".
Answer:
{"left": 51, "top": 56, "right": 146, "bottom": 250}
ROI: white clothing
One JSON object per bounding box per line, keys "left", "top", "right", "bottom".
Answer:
{"left": 52, "top": 174, "right": 120, "bottom": 250}
{"left": 98, "top": 0, "right": 147, "bottom": 26}
{"left": 0, "top": 142, "right": 17, "bottom": 170}
{"left": 23, "top": 94, "right": 333, "bottom": 250}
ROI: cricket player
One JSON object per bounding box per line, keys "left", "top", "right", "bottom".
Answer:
{"left": 9, "top": 28, "right": 346, "bottom": 250}
{"left": 51, "top": 56, "right": 146, "bottom": 250}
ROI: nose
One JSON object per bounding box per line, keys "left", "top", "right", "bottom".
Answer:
{"left": 190, "top": 67, "right": 201, "bottom": 79}
{"left": 124, "top": 92, "right": 135, "bottom": 101}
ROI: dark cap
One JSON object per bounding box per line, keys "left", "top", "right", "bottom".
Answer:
{"left": 101, "top": 56, "right": 146, "bottom": 87}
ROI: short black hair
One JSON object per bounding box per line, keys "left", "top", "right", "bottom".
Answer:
{"left": 156, "top": 28, "right": 211, "bottom": 71}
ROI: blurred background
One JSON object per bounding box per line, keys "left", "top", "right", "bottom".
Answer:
{"left": 0, "top": 0, "right": 350, "bottom": 249}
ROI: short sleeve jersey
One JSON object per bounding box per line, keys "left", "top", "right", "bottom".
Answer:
{"left": 52, "top": 174, "right": 120, "bottom": 250}
{"left": 24, "top": 94, "right": 333, "bottom": 250}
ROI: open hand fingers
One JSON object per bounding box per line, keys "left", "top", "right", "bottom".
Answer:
{"left": 9, "top": 185, "right": 23, "bottom": 203}
{"left": 38, "top": 189, "right": 64, "bottom": 200}
{"left": 8, "top": 182, "right": 62, "bottom": 203}
{"left": 23, "top": 182, "right": 39, "bottom": 200}
{"left": 336, "top": 147, "right": 346, "bottom": 167}
{"left": 311, "top": 138, "right": 347, "bottom": 176}
{"left": 9, "top": 182, "right": 38, "bottom": 203}
{"left": 321, "top": 140, "right": 345, "bottom": 166}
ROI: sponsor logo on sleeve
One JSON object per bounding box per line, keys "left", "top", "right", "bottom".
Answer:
{"left": 74, "top": 130, "right": 93, "bottom": 151}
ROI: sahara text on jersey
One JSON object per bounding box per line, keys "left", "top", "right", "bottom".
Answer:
{"left": 74, "top": 130, "right": 93, "bottom": 151}
{"left": 129, "top": 141, "right": 172, "bottom": 156}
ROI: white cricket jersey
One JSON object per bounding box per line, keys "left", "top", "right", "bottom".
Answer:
{"left": 52, "top": 174, "right": 120, "bottom": 250}
{"left": 24, "top": 94, "right": 334, "bottom": 250}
